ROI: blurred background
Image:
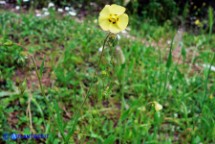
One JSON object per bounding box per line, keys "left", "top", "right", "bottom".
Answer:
{"left": 1, "top": 0, "right": 215, "bottom": 31}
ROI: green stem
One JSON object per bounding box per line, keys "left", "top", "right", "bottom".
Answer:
{"left": 98, "top": 33, "right": 111, "bottom": 66}
{"left": 162, "top": 35, "right": 174, "bottom": 97}
{"left": 31, "top": 57, "right": 45, "bottom": 97}
{"left": 202, "top": 52, "right": 215, "bottom": 107}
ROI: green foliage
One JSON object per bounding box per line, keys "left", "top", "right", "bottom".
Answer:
{"left": 141, "top": 0, "right": 178, "bottom": 22}
{"left": 0, "top": 38, "right": 26, "bottom": 89}
{"left": 0, "top": 39, "right": 25, "bottom": 66}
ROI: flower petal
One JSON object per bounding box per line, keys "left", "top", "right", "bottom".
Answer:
{"left": 117, "top": 14, "right": 128, "bottom": 31}
{"left": 109, "top": 24, "right": 121, "bottom": 34}
{"left": 99, "top": 18, "right": 110, "bottom": 31}
{"left": 99, "top": 5, "right": 111, "bottom": 17}
{"left": 110, "top": 4, "right": 125, "bottom": 15}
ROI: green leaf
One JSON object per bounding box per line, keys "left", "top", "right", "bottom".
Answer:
{"left": 90, "top": 132, "right": 104, "bottom": 142}
{"left": 3, "top": 41, "right": 13, "bottom": 46}
{"left": 208, "top": 7, "right": 214, "bottom": 36}
{"left": 54, "top": 100, "right": 65, "bottom": 141}
{"left": 104, "top": 135, "right": 116, "bottom": 144}
{"left": 166, "top": 36, "right": 174, "bottom": 68}
{"left": 31, "top": 98, "right": 44, "bottom": 119}
{"left": 0, "top": 91, "right": 18, "bottom": 97}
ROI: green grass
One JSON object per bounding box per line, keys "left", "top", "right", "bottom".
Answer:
{"left": 0, "top": 9, "right": 215, "bottom": 144}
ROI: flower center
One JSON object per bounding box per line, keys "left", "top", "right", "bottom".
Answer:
{"left": 108, "top": 14, "right": 119, "bottom": 24}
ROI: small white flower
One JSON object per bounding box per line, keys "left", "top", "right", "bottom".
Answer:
{"left": 43, "top": 11, "right": 50, "bottom": 16}
{"left": 65, "top": 7, "right": 70, "bottom": 11}
{"left": 23, "top": 0, "right": 29, "bottom": 2}
{"left": 42, "top": 8, "right": 48, "bottom": 12}
{"left": 15, "top": 6, "right": 20, "bottom": 10}
{"left": 57, "top": 8, "right": 63, "bottom": 13}
{"left": 167, "top": 40, "right": 171, "bottom": 45}
{"left": 48, "top": 2, "right": 55, "bottom": 8}
{"left": 202, "top": 64, "right": 215, "bottom": 72}
{"left": 36, "top": 13, "right": 42, "bottom": 17}
{"left": 0, "top": 1, "right": 6, "bottom": 4}
{"left": 98, "top": 47, "right": 103, "bottom": 52}
{"left": 68, "top": 11, "right": 76, "bottom": 16}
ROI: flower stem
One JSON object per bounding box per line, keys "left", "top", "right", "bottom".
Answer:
{"left": 31, "top": 57, "right": 46, "bottom": 98}
{"left": 98, "top": 32, "right": 111, "bottom": 66}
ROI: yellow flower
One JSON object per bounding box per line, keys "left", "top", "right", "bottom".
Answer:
{"left": 194, "top": 19, "right": 202, "bottom": 27}
{"left": 153, "top": 101, "right": 163, "bottom": 112}
{"left": 99, "top": 4, "right": 129, "bottom": 34}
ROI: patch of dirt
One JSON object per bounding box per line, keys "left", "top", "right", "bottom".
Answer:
{"left": 7, "top": 111, "right": 19, "bottom": 129}
{"left": 12, "top": 51, "right": 54, "bottom": 91}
